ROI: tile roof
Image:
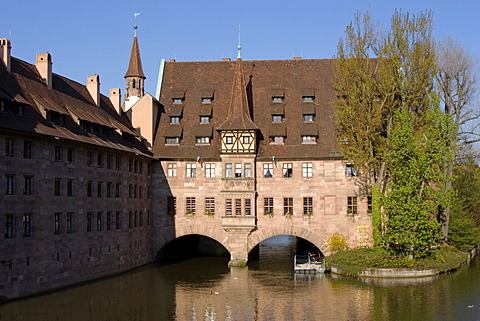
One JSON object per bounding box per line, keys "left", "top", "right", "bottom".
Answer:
{"left": 0, "top": 57, "right": 151, "bottom": 157}
{"left": 153, "top": 58, "right": 342, "bottom": 160}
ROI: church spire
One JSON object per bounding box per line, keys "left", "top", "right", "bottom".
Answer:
{"left": 124, "top": 18, "right": 146, "bottom": 110}
{"left": 218, "top": 58, "right": 257, "bottom": 131}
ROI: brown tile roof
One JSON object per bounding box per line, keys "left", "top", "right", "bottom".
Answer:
{"left": 153, "top": 58, "right": 341, "bottom": 159}
{"left": 124, "top": 36, "right": 146, "bottom": 79}
{"left": 0, "top": 57, "right": 151, "bottom": 157}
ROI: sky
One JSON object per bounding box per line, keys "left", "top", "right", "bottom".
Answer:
{"left": 1, "top": 0, "right": 479, "bottom": 97}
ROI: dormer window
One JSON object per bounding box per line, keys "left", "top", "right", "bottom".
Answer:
{"left": 303, "top": 114, "right": 314, "bottom": 122}
{"left": 272, "top": 97, "right": 283, "bottom": 103}
{"left": 200, "top": 116, "right": 210, "bottom": 123}
{"left": 271, "top": 136, "right": 285, "bottom": 144}
{"left": 170, "top": 116, "right": 180, "bottom": 124}
{"left": 303, "top": 96, "right": 314, "bottom": 102}
{"left": 201, "top": 90, "right": 214, "bottom": 104}
{"left": 173, "top": 98, "right": 183, "bottom": 104}
{"left": 202, "top": 98, "right": 212, "bottom": 104}
{"left": 272, "top": 115, "right": 282, "bottom": 123}
{"left": 196, "top": 137, "right": 210, "bottom": 144}
{"left": 166, "top": 137, "right": 180, "bottom": 144}
{"left": 16, "top": 104, "right": 25, "bottom": 116}
{"left": 302, "top": 88, "right": 315, "bottom": 102}
{"left": 302, "top": 136, "right": 317, "bottom": 144}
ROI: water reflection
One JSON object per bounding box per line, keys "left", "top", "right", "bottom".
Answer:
{"left": 1, "top": 236, "right": 479, "bottom": 321}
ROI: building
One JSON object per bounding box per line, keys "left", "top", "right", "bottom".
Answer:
{"left": 0, "top": 34, "right": 372, "bottom": 300}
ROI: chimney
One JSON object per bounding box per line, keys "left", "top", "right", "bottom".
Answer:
{"left": 36, "top": 53, "right": 52, "bottom": 89}
{"left": 222, "top": 58, "right": 231, "bottom": 62}
{"left": 109, "top": 88, "right": 122, "bottom": 114}
{"left": 293, "top": 56, "right": 302, "bottom": 60}
{"left": 0, "top": 38, "right": 11, "bottom": 72}
{"left": 87, "top": 74, "right": 100, "bottom": 107}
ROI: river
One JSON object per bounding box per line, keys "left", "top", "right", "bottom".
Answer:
{"left": 1, "top": 235, "right": 479, "bottom": 321}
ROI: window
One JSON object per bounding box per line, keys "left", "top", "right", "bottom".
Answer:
{"left": 347, "top": 196, "right": 357, "bottom": 215}
{"left": 167, "top": 163, "right": 177, "bottom": 177}
{"left": 139, "top": 162, "right": 143, "bottom": 174}
{"left": 303, "top": 197, "right": 313, "bottom": 215}
{"left": 205, "top": 163, "right": 215, "bottom": 178}
{"left": 166, "top": 137, "right": 180, "bottom": 144}
{"left": 283, "top": 163, "right": 292, "bottom": 178}
{"left": 128, "top": 212, "right": 133, "bottom": 228}
{"left": 196, "top": 137, "right": 210, "bottom": 144}
{"left": 284, "top": 198, "right": 293, "bottom": 215}
{"left": 302, "top": 136, "right": 316, "bottom": 144}
{"left": 54, "top": 146, "right": 62, "bottom": 162}
{"left": 115, "top": 212, "right": 121, "bottom": 229}
{"left": 245, "top": 199, "right": 251, "bottom": 215}
{"left": 264, "top": 198, "right": 274, "bottom": 215}
{"left": 139, "top": 186, "right": 143, "bottom": 199}
{"left": 302, "top": 162, "right": 313, "bottom": 177}
{"left": 368, "top": 196, "right": 373, "bottom": 215}
{"left": 66, "top": 212, "right": 73, "bottom": 234}
{"left": 4, "top": 214, "right": 14, "bottom": 238}
{"left": 129, "top": 184, "right": 133, "bottom": 198}
{"left": 202, "top": 98, "right": 212, "bottom": 104}
{"left": 225, "top": 136, "right": 233, "bottom": 144}
{"left": 133, "top": 185, "right": 137, "bottom": 198}
{"left": 107, "top": 212, "right": 111, "bottom": 230}
{"left": 243, "top": 136, "right": 250, "bottom": 144}
{"left": 235, "top": 199, "right": 242, "bottom": 215}
{"left": 87, "top": 181, "right": 92, "bottom": 197}
{"left": 5, "top": 175, "right": 14, "bottom": 195}
{"left": 129, "top": 159, "right": 133, "bottom": 172}
{"left": 134, "top": 211, "right": 138, "bottom": 227}
{"left": 225, "top": 163, "right": 233, "bottom": 178}
{"left": 225, "top": 199, "right": 232, "bottom": 216}
{"left": 97, "top": 182, "right": 102, "bottom": 197}
{"left": 272, "top": 115, "right": 282, "bottom": 123}
{"left": 346, "top": 163, "right": 357, "bottom": 177}
{"left": 170, "top": 116, "right": 180, "bottom": 124}
{"left": 186, "top": 197, "right": 196, "bottom": 215}
{"left": 303, "top": 96, "right": 314, "bottom": 102}
{"left": 139, "top": 211, "right": 143, "bottom": 227}
{"left": 97, "top": 212, "right": 102, "bottom": 231}
{"left": 106, "top": 182, "right": 111, "bottom": 198}
{"left": 205, "top": 197, "right": 215, "bottom": 215}
{"left": 235, "top": 163, "right": 242, "bottom": 178}
{"left": 244, "top": 163, "right": 252, "bottom": 178}
{"left": 303, "top": 114, "right": 314, "bottom": 122}
{"left": 115, "top": 156, "right": 121, "bottom": 170}
{"left": 87, "top": 212, "right": 92, "bottom": 232}
{"left": 271, "top": 136, "right": 284, "bottom": 144}
{"left": 67, "top": 179, "right": 73, "bottom": 196}
{"left": 263, "top": 163, "right": 273, "bottom": 178}
{"left": 87, "top": 151, "right": 93, "bottom": 166}
{"left": 24, "top": 141, "right": 32, "bottom": 159}
{"left": 134, "top": 160, "right": 138, "bottom": 173}
{"left": 115, "top": 183, "right": 120, "bottom": 198}
{"left": 186, "top": 163, "right": 196, "bottom": 178}
{"left": 67, "top": 147, "right": 73, "bottom": 164}
{"left": 272, "top": 97, "right": 283, "bottom": 103}
{"left": 54, "top": 213, "right": 61, "bottom": 235}
{"left": 167, "top": 197, "right": 177, "bottom": 215}
{"left": 23, "top": 213, "right": 31, "bottom": 237}
{"left": 106, "top": 154, "right": 112, "bottom": 169}
{"left": 200, "top": 116, "right": 210, "bottom": 123}
{"left": 5, "top": 138, "right": 14, "bottom": 157}
{"left": 173, "top": 98, "right": 183, "bottom": 104}
{"left": 97, "top": 153, "right": 103, "bottom": 168}
{"left": 24, "top": 176, "right": 33, "bottom": 195}
{"left": 54, "top": 178, "right": 61, "bottom": 196}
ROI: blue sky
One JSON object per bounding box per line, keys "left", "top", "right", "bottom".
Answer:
{"left": 1, "top": 0, "right": 479, "bottom": 96}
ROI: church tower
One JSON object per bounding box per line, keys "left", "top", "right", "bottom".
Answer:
{"left": 124, "top": 25, "right": 146, "bottom": 111}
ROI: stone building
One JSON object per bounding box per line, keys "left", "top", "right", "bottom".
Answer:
{"left": 0, "top": 34, "right": 372, "bottom": 300}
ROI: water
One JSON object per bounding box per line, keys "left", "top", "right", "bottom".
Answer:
{"left": 1, "top": 236, "right": 479, "bottom": 321}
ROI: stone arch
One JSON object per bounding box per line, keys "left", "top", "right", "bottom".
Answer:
{"left": 174, "top": 224, "right": 231, "bottom": 253}
{"left": 247, "top": 225, "right": 328, "bottom": 255}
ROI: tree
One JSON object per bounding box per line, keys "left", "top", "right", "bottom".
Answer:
{"left": 435, "top": 38, "right": 479, "bottom": 240}
{"left": 333, "top": 10, "right": 440, "bottom": 248}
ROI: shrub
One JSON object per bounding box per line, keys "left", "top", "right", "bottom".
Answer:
{"left": 329, "top": 233, "right": 349, "bottom": 252}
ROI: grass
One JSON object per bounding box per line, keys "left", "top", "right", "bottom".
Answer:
{"left": 325, "top": 245, "right": 469, "bottom": 276}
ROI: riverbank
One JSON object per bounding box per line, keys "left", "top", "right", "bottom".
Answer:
{"left": 325, "top": 244, "right": 479, "bottom": 277}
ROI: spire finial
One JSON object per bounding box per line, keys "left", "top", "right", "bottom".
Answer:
{"left": 133, "top": 13, "right": 141, "bottom": 37}
{"left": 237, "top": 25, "right": 242, "bottom": 59}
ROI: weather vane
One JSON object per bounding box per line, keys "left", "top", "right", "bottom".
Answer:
{"left": 133, "top": 12, "right": 141, "bottom": 36}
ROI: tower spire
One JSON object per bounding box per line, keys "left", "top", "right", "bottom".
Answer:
{"left": 124, "top": 15, "right": 146, "bottom": 110}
